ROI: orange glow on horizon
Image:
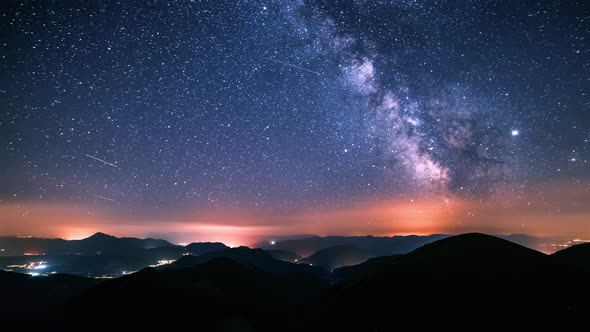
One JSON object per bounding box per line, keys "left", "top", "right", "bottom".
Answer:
{"left": 0, "top": 180, "right": 588, "bottom": 245}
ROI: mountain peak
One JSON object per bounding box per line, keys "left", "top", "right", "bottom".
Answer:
{"left": 86, "top": 232, "right": 117, "bottom": 240}
{"left": 405, "top": 232, "right": 546, "bottom": 264}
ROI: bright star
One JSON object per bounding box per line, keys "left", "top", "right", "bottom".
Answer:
{"left": 511, "top": 130, "right": 519, "bottom": 136}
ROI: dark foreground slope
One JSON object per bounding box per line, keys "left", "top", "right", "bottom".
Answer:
{"left": 1, "top": 233, "right": 588, "bottom": 331}
{"left": 53, "top": 258, "right": 328, "bottom": 331}
{"left": 552, "top": 242, "right": 590, "bottom": 271}
{"left": 0, "top": 270, "right": 99, "bottom": 321}
{"left": 309, "top": 233, "right": 590, "bottom": 331}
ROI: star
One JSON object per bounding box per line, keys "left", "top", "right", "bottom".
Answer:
{"left": 0, "top": 0, "right": 587, "bottom": 242}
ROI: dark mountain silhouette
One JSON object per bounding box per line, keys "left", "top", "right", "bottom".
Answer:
{"left": 82, "top": 231, "right": 116, "bottom": 241}
{"left": 71, "top": 232, "right": 174, "bottom": 254}
{"left": 0, "top": 249, "right": 187, "bottom": 277}
{"left": 62, "top": 264, "right": 231, "bottom": 330}
{"left": 145, "top": 245, "right": 186, "bottom": 259}
{"left": 0, "top": 236, "right": 69, "bottom": 256}
{"left": 309, "top": 233, "right": 590, "bottom": 331}
{"left": 0, "top": 232, "right": 174, "bottom": 256}
{"left": 552, "top": 242, "right": 590, "bottom": 271}
{"left": 333, "top": 254, "right": 402, "bottom": 281}
{"left": 259, "top": 233, "right": 561, "bottom": 258}
{"left": 265, "top": 249, "right": 301, "bottom": 262}
{"left": 333, "top": 234, "right": 554, "bottom": 280}
{"left": 0, "top": 270, "right": 98, "bottom": 323}
{"left": 299, "top": 245, "right": 369, "bottom": 270}
{"left": 1, "top": 233, "right": 589, "bottom": 331}
{"left": 184, "top": 241, "right": 228, "bottom": 255}
{"left": 333, "top": 233, "right": 544, "bottom": 280}
{"left": 0, "top": 234, "right": 301, "bottom": 277}
{"left": 261, "top": 234, "right": 450, "bottom": 257}
{"left": 399, "top": 232, "right": 547, "bottom": 265}
{"left": 1, "top": 232, "right": 564, "bottom": 279}
{"left": 165, "top": 246, "right": 325, "bottom": 276}
{"left": 57, "top": 257, "right": 328, "bottom": 330}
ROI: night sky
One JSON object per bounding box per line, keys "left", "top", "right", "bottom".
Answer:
{"left": 1, "top": 0, "right": 588, "bottom": 244}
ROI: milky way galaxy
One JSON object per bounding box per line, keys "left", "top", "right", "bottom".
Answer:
{"left": 1, "top": 0, "right": 588, "bottom": 243}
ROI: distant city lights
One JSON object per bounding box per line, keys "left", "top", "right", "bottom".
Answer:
{"left": 149, "top": 259, "right": 176, "bottom": 267}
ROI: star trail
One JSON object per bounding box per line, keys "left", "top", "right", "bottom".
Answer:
{"left": 0, "top": 0, "right": 588, "bottom": 243}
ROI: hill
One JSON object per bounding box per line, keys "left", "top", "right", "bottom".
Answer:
{"left": 1, "top": 233, "right": 589, "bottom": 331}
{"left": 552, "top": 242, "right": 590, "bottom": 271}
{"left": 298, "top": 245, "right": 369, "bottom": 270}
{"left": 260, "top": 234, "right": 450, "bottom": 258}
{"left": 0, "top": 270, "right": 99, "bottom": 323}
{"left": 0, "top": 232, "right": 175, "bottom": 256}
{"left": 185, "top": 242, "right": 228, "bottom": 255}
{"left": 60, "top": 257, "right": 328, "bottom": 330}
{"left": 265, "top": 249, "right": 301, "bottom": 262}
{"left": 165, "top": 246, "right": 325, "bottom": 276}
{"left": 259, "top": 234, "right": 563, "bottom": 258}
{"left": 311, "top": 233, "right": 590, "bottom": 331}
{"left": 0, "top": 233, "right": 186, "bottom": 277}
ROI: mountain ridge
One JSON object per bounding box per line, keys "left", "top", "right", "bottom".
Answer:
{"left": 1, "top": 233, "right": 589, "bottom": 330}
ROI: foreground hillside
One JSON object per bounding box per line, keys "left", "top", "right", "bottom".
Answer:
{"left": 1, "top": 233, "right": 588, "bottom": 331}
{"left": 552, "top": 242, "right": 590, "bottom": 271}
{"left": 314, "top": 234, "right": 590, "bottom": 331}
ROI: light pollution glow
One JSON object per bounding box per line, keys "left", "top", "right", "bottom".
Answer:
{"left": 0, "top": 180, "right": 588, "bottom": 247}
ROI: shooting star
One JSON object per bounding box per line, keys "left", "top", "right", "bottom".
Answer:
{"left": 93, "top": 195, "right": 116, "bottom": 202}
{"left": 86, "top": 154, "right": 119, "bottom": 168}
{"left": 263, "top": 57, "right": 321, "bottom": 75}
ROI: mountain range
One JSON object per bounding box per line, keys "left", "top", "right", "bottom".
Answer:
{"left": 0, "top": 232, "right": 173, "bottom": 256}
{"left": 257, "top": 233, "right": 561, "bottom": 257}
{"left": 0, "top": 232, "right": 583, "bottom": 277}
{"left": 1, "top": 233, "right": 588, "bottom": 331}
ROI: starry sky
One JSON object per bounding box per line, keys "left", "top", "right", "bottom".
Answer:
{"left": 1, "top": 0, "right": 588, "bottom": 244}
